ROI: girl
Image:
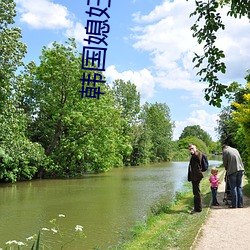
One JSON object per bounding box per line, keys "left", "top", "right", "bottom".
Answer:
{"left": 209, "top": 168, "right": 220, "bottom": 206}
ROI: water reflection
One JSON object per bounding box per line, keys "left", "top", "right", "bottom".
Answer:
{"left": 0, "top": 160, "right": 221, "bottom": 249}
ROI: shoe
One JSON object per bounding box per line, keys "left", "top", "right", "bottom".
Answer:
{"left": 190, "top": 209, "right": 201, "bottom": 214}
{"left": 228, "top": 205, "right": 236, "bottom": 208}
{"left": 212, "top": 203, "right": 220, "bottom": 206}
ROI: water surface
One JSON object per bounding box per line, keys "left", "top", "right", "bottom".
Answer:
{"left": 0, "top": 160, "right": 221, "bottom": 249}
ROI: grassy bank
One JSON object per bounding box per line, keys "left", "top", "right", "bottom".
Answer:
{"left": 111, "top": 169, "right": 225, "bottom": 250}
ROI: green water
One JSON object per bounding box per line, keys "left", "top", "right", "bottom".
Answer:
{"left": 0, "top": 160, "right": 221, "bottom": 249}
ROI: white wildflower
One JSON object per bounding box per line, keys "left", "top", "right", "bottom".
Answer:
{"left": 51, "top": 228, "right": 58, "bottom": 233}
{"left": 17, "top": 241, "right": 25, "bottom": 246}
{"left": 6, "top": 240, "right": 17, "bottom": 245}
{"left": 42, "top": 227, "right": 50, "bottom": 231}
{"left": 58, "top": 214, "right": 65, "bottom": 217}
{"left": 75, "top": 225, "right": 83, "bottom": 232}
{"left": 26, "top": 236, "right": 34, "bottom": 241}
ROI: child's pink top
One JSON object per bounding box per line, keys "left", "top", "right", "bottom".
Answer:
{"left": 209, "top": 175, "right": 219, "bottom": 188}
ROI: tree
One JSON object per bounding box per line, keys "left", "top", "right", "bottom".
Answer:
{"left": 140, "top": 102, "right": 174, "bottom": 162}
{"left": 190, "top": 0, "right": 250, "bottom": 107}
{"left": 178, "top": 136, "right": 209, "bottom": 156}
{"left": 179, "top": 125, "right": 212, "bottom": 146}
{"left": 129, "top": 122, "right": 153, "bottom": 166}
{"left": 0, "top": 0, "right": 27, "bottom": 109}
{"left": 0, "top": 0, "right": 48, "bottom": 182}
{"left": 231, "top": 77, "right": 250, "bottom": 176}
{"left": 216, "top": 106, "right": 240, "bottom": 147}
{"left": 216, "top": 72, "right": 250, "bottom": 150}
{"left": 24, "top": 39, "right": 127, "bottom": 175}
{"left": 112, "top": 79, "right": 140, "bottom": 165}
{"left": 112, "top": 79, "right": 140, "bottom": 124}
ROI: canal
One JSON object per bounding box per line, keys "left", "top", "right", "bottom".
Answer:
{"left": 0, "top": 160, "right": 221, "bottom": 249}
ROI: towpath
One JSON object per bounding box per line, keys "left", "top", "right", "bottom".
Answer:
{"left": 192, "top": 173, "right": 250, "bottom": 250}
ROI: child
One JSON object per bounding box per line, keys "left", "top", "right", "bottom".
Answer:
{"left": 209, "top": 168, "right": 220, "bottom": 206}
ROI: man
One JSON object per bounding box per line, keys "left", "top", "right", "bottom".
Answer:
{"left": 222, "top": 144, "right": 244, "bottom": 208}
{"left": 188, "top": 143, "right": 204, "bottom": 214}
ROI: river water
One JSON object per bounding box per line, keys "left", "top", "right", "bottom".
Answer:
{"left": 0, "top": 160, "right": 221, "bottom": 249}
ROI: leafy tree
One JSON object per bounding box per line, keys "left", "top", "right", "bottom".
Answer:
{"left": 231, "top": 80, "right": 250, "bottom": 176}
{"left": 216, "top": 106, "right": 239, "bottom": 147}
{"left": 24, "top": 39, "right": 127, "bottom": 175}
{"left": 171, "top": 141, "right": 190, "bottom": 161}
{"left": 190, "top": 0, "right": 250, "bottom": 107}
{"left": 178, "top": 136, "right": 209, "bottom": 156}
{"left": 209, "top": 141, "right": 222, "bottom": 155}
{"left": 140, "top": 102, "right": 174, "bottom": 162}
{"left": 0, "top": 0, "right": 47, "bottom": 182}
{"left": 216, "top": 72, "right": 250, "bottom": 151}
{"left": 179, "top": 125, "right": 212, "bottom": 146}
{"left": 112, "top": 79, "right": 140, "bottom": 165}
{"left": 0, "top": 0, "right": 27, "bottom": 109}
{"left": 129, "top": 122, "right": 153, "bottom": 166}
{"left": 112, "top": 79, "right": 140, "bottom": 123}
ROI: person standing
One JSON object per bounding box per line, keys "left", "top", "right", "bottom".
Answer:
{"left": 209, "top": 168, "right": 220, "bottom": 206}
{"left": 188, "top": 143, "right": 204, "bottom": 214}
{"left": 222, "top": 144, "right": 244, "bottom": 208}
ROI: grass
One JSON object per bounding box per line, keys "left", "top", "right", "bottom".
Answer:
{"left": 243, "top": 177, "right": 250, "bottom": 197}
{"left": 111, "top": 169, "right": 225, "bottom": 250}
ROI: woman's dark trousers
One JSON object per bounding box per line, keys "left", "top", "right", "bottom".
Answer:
{"left": 192, "top": 180, "right": 202, "bottom": 212}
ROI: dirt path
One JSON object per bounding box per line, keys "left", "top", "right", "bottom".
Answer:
{"left": 192, "top": 174, "right": 250, "bottom": 250}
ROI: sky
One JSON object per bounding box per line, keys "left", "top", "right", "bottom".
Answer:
{"left": 13, "top": 0, "right": 250, "bottom": 141}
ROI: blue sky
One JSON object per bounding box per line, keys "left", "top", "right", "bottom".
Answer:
{"left": 14, "top": 0, "right": 250, "bottom": 141}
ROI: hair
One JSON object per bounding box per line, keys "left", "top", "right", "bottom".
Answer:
{"left": 211, "top": 167, "right": 218, "bottom": 174}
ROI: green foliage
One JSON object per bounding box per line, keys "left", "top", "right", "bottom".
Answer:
{"left": 216, "top": 106, "right": 240, "bottom": 147}
{"left": 0, "top": 0, "right": 27, "bottom": 108}
{"left": 139, "top": 102, "right": 174, "bottom": 162}
{"left": 112, "top": 79, "right": 140, "bottom": 123}
{"left": 215, "top": 71, "right": 250, "bottom": 177}
{"left": 171, "top": 148, "right": 190, "bottom": 161}
{"left": 0, "top": 0, "right": 180, "bottom": 181}
{"left": 209, "top": 141, "right": 222, "bottom": 154}
{"left": 112, "top": 79, "right": 140, "bottom": 166}
{"left": 178, "top": 136, "right": 209, "bottom": 156}
{"left": 230, "top": 76, "right": 250, "bottom": 176}
{"left": 0, "top": 0, "right": 48, "bottom": 182}
{"left": 179, "top": 125, "right": 212, "bottom": 146}
{"left": 31, "top": 231, "right": 40, "bottom": 250}
{"left": 223, "top": 0, "right": 250, "bottom": 19}
{"left": 130, "top": 123, "right": 153, "bottom": 165}
{"left": 23, "top": 39, "right": 128, "bottom": 175}
{"left": 189, "top": 0, "right": 250, "bottom": 107}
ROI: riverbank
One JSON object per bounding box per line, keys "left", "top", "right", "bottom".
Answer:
{"left": 111, "top": 169, "right": 225, "bottom": 249}
{"left": 193, "top": 174, "right": 250, "bottom": 250}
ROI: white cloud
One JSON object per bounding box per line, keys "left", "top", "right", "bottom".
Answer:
{"left": 104, "top": 65, "right": 155, "bottom": 103}
{"left": 214, "top": 7, "right": 250, "bottom": 81}
{"left": 132, "top": 0, "right": 179, "bottom": 23}
{"left": 16, "top": 0, "right": 73, "bottom": 29}
{"left": 16, "top": 0, "right": 88, "bottom": 47}
{"left": 173, "top": 110, "right": 219, "bottom": 141}
{"left": 64, "top": 22, "right": 86, "bottom": 45}
{"left": 130, "top": 0, "right": 205, "bottom": 96}
{"left": 130, "top": 0, "right": 250, "bottom": 94}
